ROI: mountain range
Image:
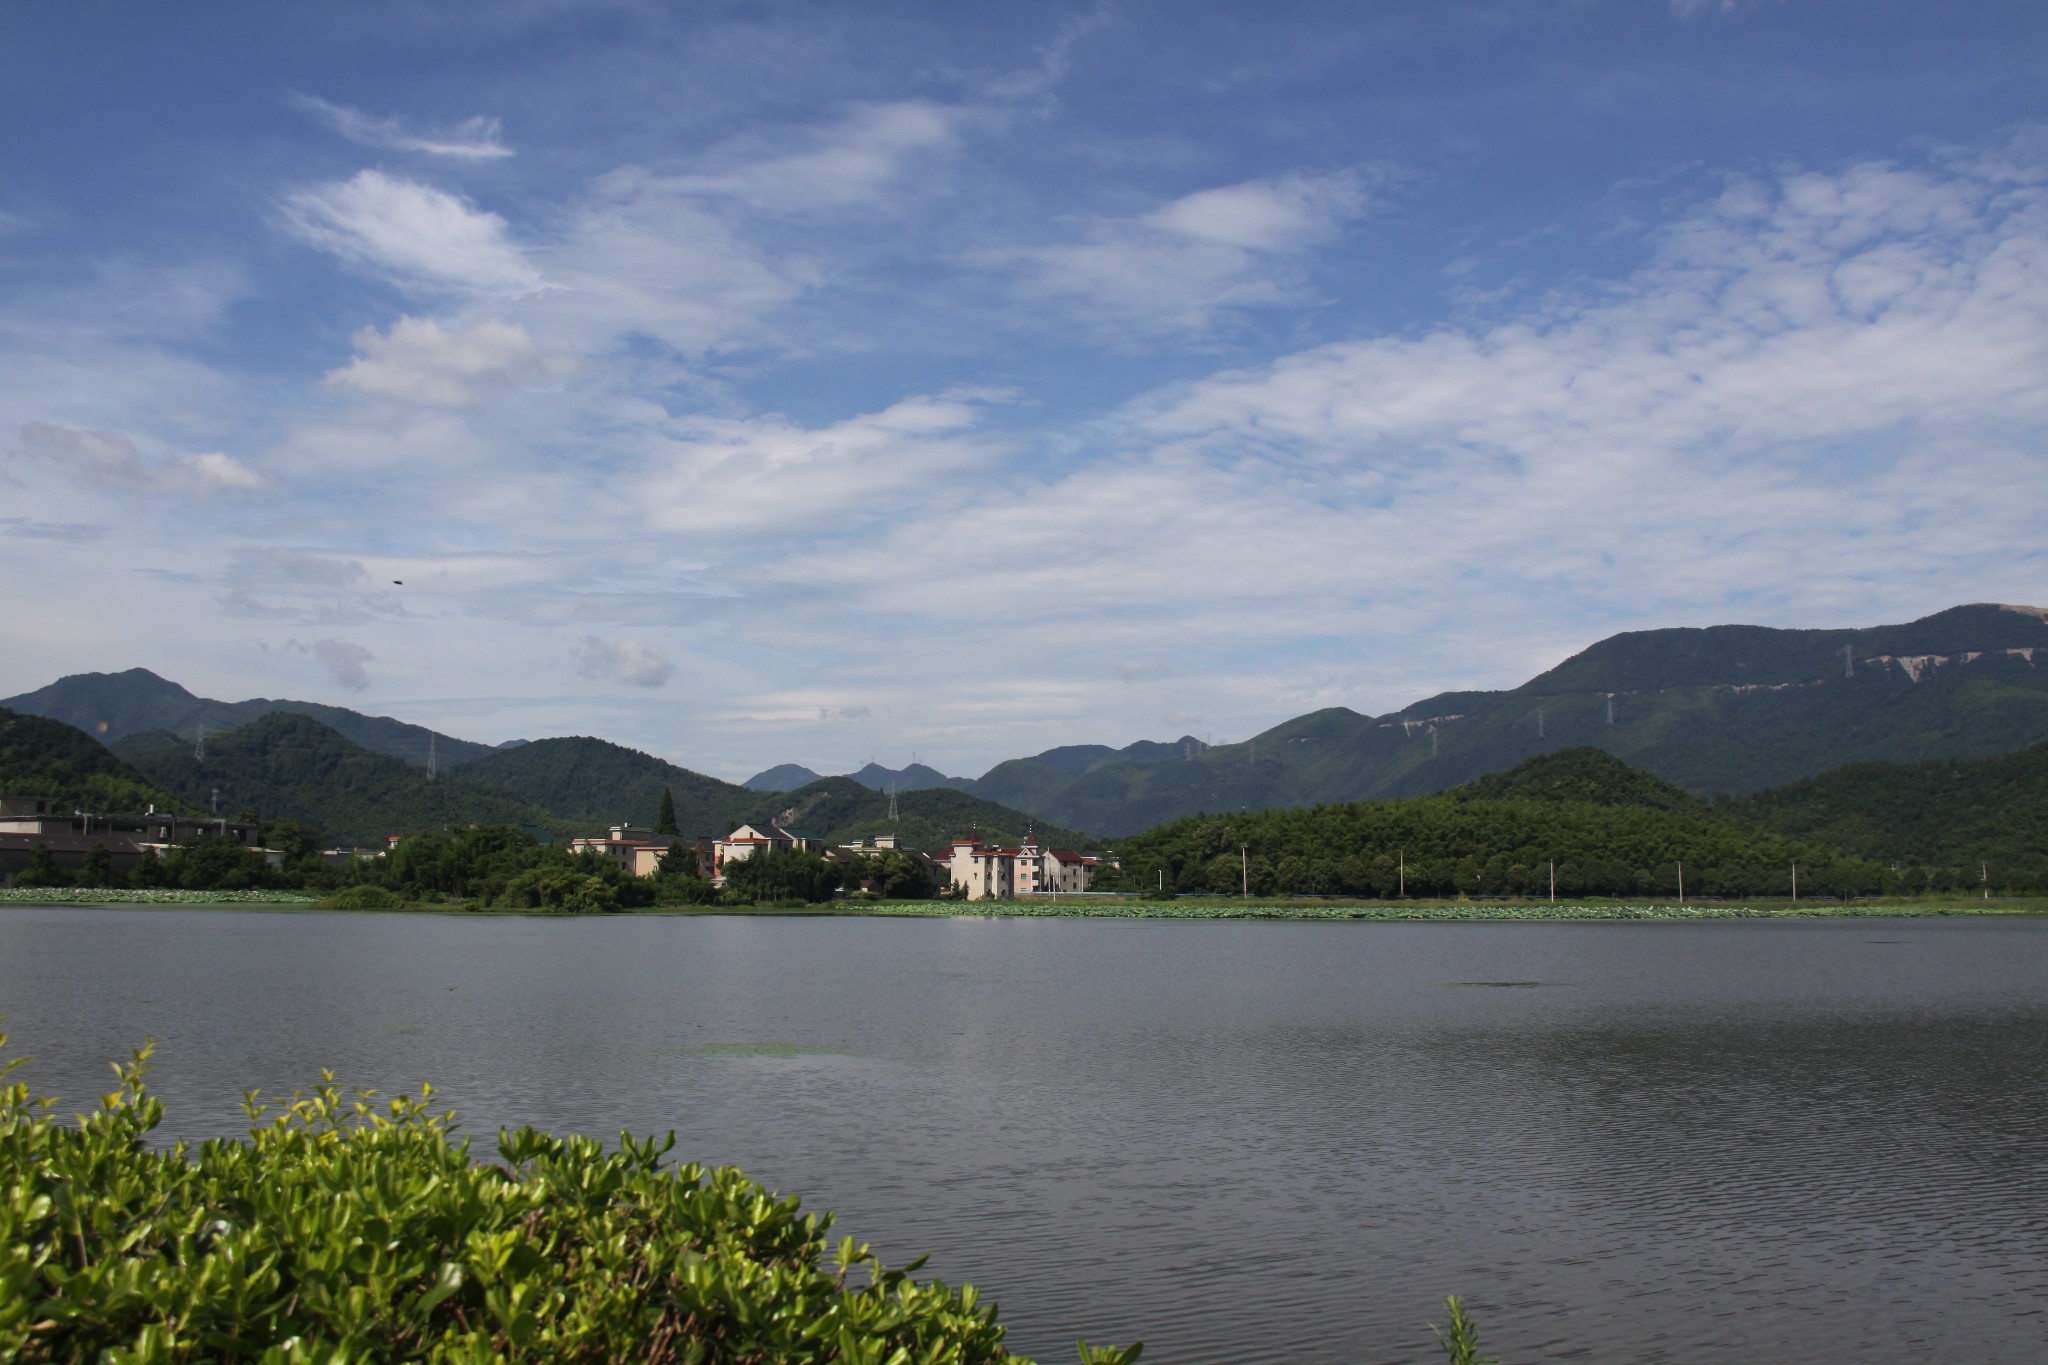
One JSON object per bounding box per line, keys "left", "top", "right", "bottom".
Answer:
{"left": 8, "top": 603, "right": 2048, "bottom": 840}
{"left": 931, "top": 603, "right": 2048, "bottom": 835}
{"left": 7, "top": 709, "right": 1087, "bottom": 852}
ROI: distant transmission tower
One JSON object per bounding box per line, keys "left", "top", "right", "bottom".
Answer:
{"left": 1536, "top": 708, "right": 1546, "bottom": 739}
{"left": 1843, "top": 644, "right": 1855, "bottom": 678}
{"left": 428, "top": 733, "right": 437, "bottom": 779}
{"left": 1606, "top": 694, "right": 1616, "bottom": 725}
{"left": 195, "top": 725, "right": 205, "bottom": 762}
{"left": 887, "top": 781, "right": 898, "bottom": 824}
{"left": 210, "top": 787, "right": 220, "bottom": 815}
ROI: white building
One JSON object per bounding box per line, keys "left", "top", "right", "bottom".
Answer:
{"left": 949, "top": 832, "right": 1099, "bottom": 901}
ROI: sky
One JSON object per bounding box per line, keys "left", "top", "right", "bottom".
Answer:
{"left": 3, "top": 1, "right": 2046, "bottom": 782}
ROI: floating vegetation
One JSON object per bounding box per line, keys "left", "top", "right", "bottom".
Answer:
{"left": 0, "top": 887, "right": 320, "bottom": 904}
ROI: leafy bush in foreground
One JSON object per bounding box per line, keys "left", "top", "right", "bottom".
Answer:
{"left": 0, "top": 1036, "right": 1139, "bottom": 1364}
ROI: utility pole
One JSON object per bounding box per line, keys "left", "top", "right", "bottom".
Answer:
{"left": 1983, "top": 861, "right": 1990, "bottom": 901}
{"left": 1158, "top": 868, "right": 1164, "bottom": 893}
{"left": 210, "top": 788, "right": 219, "bottom": 815}
{"left": 428, "top": 733, "right": 436, "bottom": 779}
{"left": 1549, "top": 859, "right": 1556, "bottom": 903}
{"left": 1677, "top": 860, "right": 1685, "bottom": 905}
{"left": 195, "top": 725, "right": 205, "bottom": 762}
{"left": 1791, "top": 860, "right": 1798, "bottom": 903}
{"left": 1398, "top": 848, "right": 1405, "bottom": 899}
{"left": 1241, "top": 844, "right": 1249, "bottom": 898}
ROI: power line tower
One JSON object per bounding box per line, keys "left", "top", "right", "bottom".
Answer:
{"left": 195, "top": 725, "right": 205, "bottom": 762}
{"left": 887, "top": 781, "right": 898, "bottom": 824}
{"left": 428, "top": 733, "right": 437, "bottom": 779}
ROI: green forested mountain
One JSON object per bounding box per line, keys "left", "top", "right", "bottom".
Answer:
{"left": 2, "top": 668, "right": 496, "bottom": 768}
{"left": 0, "top": 708, "right": 196, "bottom": 815}
{"left": 1100, "top": 793, "right": 1881, "bottom": 900}
{"left": 452, "top": 736, "right": 760, "bottom": 835}
{"left": 1730, "top": 741, "right": 2048, "bottom": 878}
{"left": 112, "top": 714, "right": 564, "bottom": 845}
{"left": 748, "top": 777, "right": 1097, "bottom": 853}
{"left": 947, "top": 603, "right": 2048, "bottom": 835}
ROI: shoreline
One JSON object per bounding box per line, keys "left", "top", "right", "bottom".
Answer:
{"left": 4, "top": 888, "right": 2041, "bottom": 920}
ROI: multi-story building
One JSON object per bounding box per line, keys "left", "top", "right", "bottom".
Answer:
{"left": 949, "top": 832, "right": 1099, "bottom": 901}
{"left": 0, "top": 794, "right": 271, "bottom": 886}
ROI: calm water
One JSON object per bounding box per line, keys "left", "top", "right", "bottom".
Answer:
{"left": 2, "top": 908, "right": 2045, "bottom": 1363}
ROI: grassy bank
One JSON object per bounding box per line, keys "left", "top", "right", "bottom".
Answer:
{"left": 865, "top": 894, "right": 2048, "bottom": 921}
{"left": 8, "top": 887, "right": 2041, "bottom": 919}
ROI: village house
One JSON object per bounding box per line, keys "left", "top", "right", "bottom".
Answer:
{"left": 569, "top": 823, "right": 716, "bottom": 878}
{"left": 711, "top": 822, "right": 821, "bottom": 880}
{"left": 948, "top": 831, "right": 1099, "bottom": 901}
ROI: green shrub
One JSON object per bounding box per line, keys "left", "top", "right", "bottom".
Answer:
{"left": 0, "top": 1035, "right": 1142, "bottom": 1364}
{"left": 320, "top": 883, "right": 405, "bottom": 911}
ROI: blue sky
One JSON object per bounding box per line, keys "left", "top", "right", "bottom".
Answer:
{"left": 4, "top": 1, "right": 2046, "bottom": 781}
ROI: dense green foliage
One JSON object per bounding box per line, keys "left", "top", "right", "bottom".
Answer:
{"left": 0, "top": 708, "right": 194, "bottom": 817}
{"left": 2, "top": 667, "right": 494, "bottom": 767}
{"left": 1730, "top": 740, "right": 2048, "bottom": 883}
{"left": 451, "top": 737, "right": 759, "bottom": 836}
{"left": 723, "top": 849, "right": 844, "bottom": 904}
{"left": 112, "top": 714, "right": 568, "bottom": 847}
{"left": 946, "top": 604, "right": 2048, "bottom": 835}
{"left": 1097, "top": 794, "right": 1892, "bottom": 899}
{"left": 0, "top": 1035, "right": 1140, "bottom": 1363}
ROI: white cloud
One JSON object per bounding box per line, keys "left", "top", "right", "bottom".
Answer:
{"left": 636, "top": 394, "right": 1005, "bottom": 536}
{"left": 984, "top": 171, "right": 1378, "bottom": 340}
{"left": 293, "top": 95, "right": 514, "bottom": 160}
{"left": 325, "top": 316, "right": 566, "bottom": 407}
{"left": 734, "top": 145, "right": 2048, "bottom": 755}
{"left": 16, "top": 422, "right": 268, "bottom": 496}
{"left": 284, "top": 170, "right": 546, "bottom": 297}
{"left": 572, "top": 636, "right": 674, "bottom": 687}
{"left": 287, "top": 637, "right": 376, "bottom": 692}
{"left": 677, "top": 100, "right": 963, "bottom": 213}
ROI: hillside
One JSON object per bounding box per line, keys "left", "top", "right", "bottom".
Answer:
{"left": 1731, "top": 741, "right": 2048, "bottom": 878}
{"left": 749, "top": 777, "right": 1098, "bottom": 853}
{"left": 453, "top": 737, "right": 760, "bottom": 835}
{"left": 0, "top": 708, "right": 196, "bottom": 815}
{"left": 1101, "top": 792, "right": 1879, "bottom": 900}
{"left": 113, "top": 714, "right": 563, "bottom": 846}
{"left": 2, "top": 668, "right": 496, "bottom": 768}
{"left": 942, "top": 604, "right": 2048, "bottom": 836}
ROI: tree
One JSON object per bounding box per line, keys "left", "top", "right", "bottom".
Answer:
{"left": 18, "top": 843, "right": 72, "bottom": 889}
{"left": 655, "top": 787, "right": 679, "bottom": 836}
{"left": 724, "top": 849, "right": 842, "bottom": 904}
{"left": 80, "top": 842, "right": 115, "bottom": 888}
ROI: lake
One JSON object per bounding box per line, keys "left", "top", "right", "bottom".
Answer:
{"left": 2, "top": 907, "right": 2044, "bottom": 1362}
